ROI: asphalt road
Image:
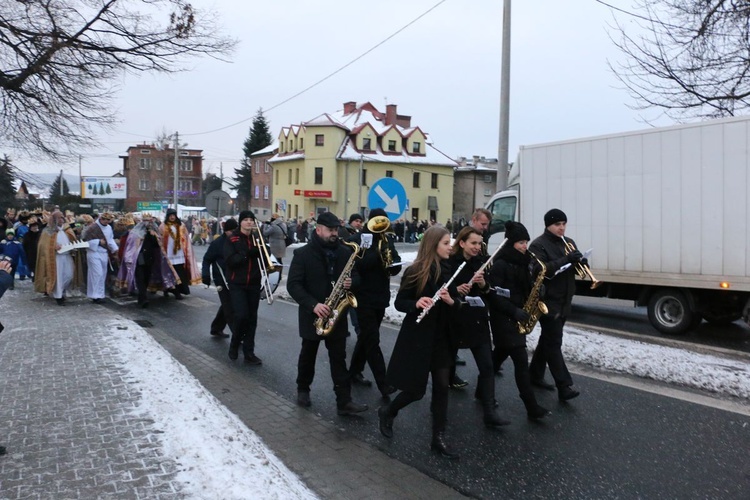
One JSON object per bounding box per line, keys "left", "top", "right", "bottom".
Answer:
{"left": 110, "top": 242, "right": 750, "bottom": 499}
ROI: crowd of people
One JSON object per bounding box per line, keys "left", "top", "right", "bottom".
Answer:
{"left": 0, "top": 204, "right": 585, "bottom": 461}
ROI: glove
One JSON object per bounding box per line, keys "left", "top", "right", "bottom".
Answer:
{"left": 513, "top": 309, "right": 531, "bottom": 323}
{"left": 566, "top": 250, "right": 582, "bottom": 263}
{"left": 580, "top": 257, "right": 588, "bottom": 267}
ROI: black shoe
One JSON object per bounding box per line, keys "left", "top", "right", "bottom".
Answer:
{"left": 378, "top": 406, "right": 394, "bottom": 438}
{"left": 449, "top": 376, "right": 468, "bottom": 389}
{"left": 297, "top": 391, "right": 311, "bottom": 408}
{"left": 351, "top": 372, "right": 372, "bottom": 387}
{"left": 228, "top": 345, "right": 239, "bottom": 361}
{"left": 528, "top": 405, "right": 552, "bottom": 420}
{"left": 474, "top": 393, "right": 499, "bottom": 408}
{"left": 531, "top": 378, "right": 556, "bottom": 391}
{"left": 0, "top": 445, "right": 6, "bottom": 456}
{"left": 244, "top": 354, "right": 262, "bottom": 365}
{"left": 92, "top": 298, "right": 106, "bottom": 304}
{"left": 55, "top": 298, "right": 64, "bottom": 306}
{"left": 455, "top": 355, "right": 467, "bottom": 366}
{"left": 430, "top": 432, "right": 459, "bottom": 459}
{"left": 210, "top": 330, "right": 230, "bottom": 338}
{"left": 174, "top": 292, "right": 184, "bottom": 300}
{"left": 380, "top": 385, "right": 397, "bottom": 398}
{"left": 337, "top": 401, "right": 368, "bottom": 416}
{"left": 558, "top": 386, "right": 580, "bottom": 401}
{"left": 484, "top": 409, "right": 511, "bottom": 428}
{"left": 139, "top": 301, "right": 149, "bottom": 309}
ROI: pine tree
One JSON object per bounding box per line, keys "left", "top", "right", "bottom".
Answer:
{"left": 105, "top": 183, "right": 111, "bottom": 194}
{"left": 235, "top": 108, "right": 273, "bottom": 207}
{"left": 0, "top": 155, "right": 17, "bottom": 213}
{"left": 49, "top": 173, "right": 70, "bottom": 206}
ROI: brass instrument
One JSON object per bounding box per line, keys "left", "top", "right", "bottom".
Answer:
{"left": 314, "top": 241, "right": 363, "bottom": 336}
{"left": 251, "top": 225, "right": 278, "bottom": 304}
{"left": 518, "top": 251, "right": 549, "bottom": 335}
{"left": 561, "top": 235, "right": 601, "bottom": 290}
{"left": 367, "top": 215, "right": 394, "bottom": 269}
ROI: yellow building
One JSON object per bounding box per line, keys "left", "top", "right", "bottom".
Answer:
{"left": 268, "top": 101, "right": 457, "bottom": 223}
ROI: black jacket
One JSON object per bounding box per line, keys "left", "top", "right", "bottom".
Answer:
{"left": 223, "top": 229, "right": 261, "bottom": 288}
{"left": 528, "top": 229, "right": 578, "bottom": 316}
{"left": 447, "top": 253, "right": 491, "bottom": 348}
{"left": 286, "top": 233, "right": 360, "bottom": 340}
{"left": 350, "top": 231, "right": 401, "bottom": 309}
{"left": 488, "top": 245, "right": 532, "bottom": 348}
{"left": 202, "top": 233, "right": 229, "bottom": 288}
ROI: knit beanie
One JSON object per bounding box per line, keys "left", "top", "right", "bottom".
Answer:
{"left": 238, "top": 210, "right": 256, "bottom": 223}
{"left": 544, "top": 208, "right": 567, "bottom": 228}
{"left": 504, "top": 220, "right": 530, "bottom": 244}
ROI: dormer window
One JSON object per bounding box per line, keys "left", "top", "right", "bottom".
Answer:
{"left": 315, "top": 134, "right": 324, "bottom": 146}
{"left": 388, "top": 140, "right": 396, "bottom": 152}
{"left": 412, "top": 142, "right": 421, "bottom": 153}
{"left": 363, "top": 137, "right": 372, "bottom": 150}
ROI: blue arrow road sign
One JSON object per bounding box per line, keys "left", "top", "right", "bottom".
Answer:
{"left": 368, "top": 177, "right": 407, "bottom": 219}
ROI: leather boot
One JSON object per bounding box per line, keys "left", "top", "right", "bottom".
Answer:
{"left": 378, "top": 405, "right": 395, "bottom": 438}
{"left": 479, "top": 376, "right": 510, "bottom": 427}
{"left": 522, "top": 395, "right": 552, "bottom": 420}
{"left": 430, "top": 431, "right": 459, "bottom": 459}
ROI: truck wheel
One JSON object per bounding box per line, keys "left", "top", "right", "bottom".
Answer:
{"left": 647, "top": 289, "right": 695, "bottom": 335}
{"left": 701, "top": 310, "right": 742, "bottom": 326}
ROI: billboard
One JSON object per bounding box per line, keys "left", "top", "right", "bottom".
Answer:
{"left": 81, "top": 177, "right": 127, "bottom": 199}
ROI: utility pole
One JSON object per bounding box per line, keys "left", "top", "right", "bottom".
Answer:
{"left": 78, "top": 155, "right": 82, "bottom": 197}
{"left": 358, "top": 153, "right": 363, "bottom": 213}
{"left": 496, "top": 0, "right": 511, "bottom": 193}
{"left": 173, "top": 131, "right": 179, "bottom": 210}
{"left": 59, "top": 169, "right": 64, "bottom": 197}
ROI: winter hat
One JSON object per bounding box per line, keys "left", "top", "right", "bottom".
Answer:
{"left": 348, "top": 213, "right": 363, "bottom": 224}
{"left": 238, "top": 210, "right": 256, "bottom": 223}
{"left": 166, "top": 208, "right": 178, "bottom": 217}
{"left": 5, "top": 228, "right": 14, "bottom": 235}
{"left": 316, "top": 212, "right": 341, "bottom": 229}
{"left": 504, "top": 220, "right": 530, "bottom": 244}
{"left": 544, "top": 208, "right": 567, "bottom": 228}
{"left": 223, "top": 218, "right": 238, "bottom": 232}
{"left": 368, "top": 208, "right": 388, "bottom": 219}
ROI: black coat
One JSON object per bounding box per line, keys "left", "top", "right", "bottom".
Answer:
{"left": 286, "top": 234, "right": 360, "bottom": 340}
{"left": 447, "top": 253, "right": 491, "bottom": 348}
{"left": 386, "top": 261, "right": 460, "bottom": 394}
{"left": 202, "top": 233, "right": 229, "bottom": 288}
{"left": 223, "top": 229, "right": 261, "bottom": 288}
{"left": 488, "top": 245, "right": 532, "bottom": 348}
{"left": 528, "top": 230, "right": 578, "bottom": 316}
{"left": 350, "top": 231, "right": 401, "bottom": 309}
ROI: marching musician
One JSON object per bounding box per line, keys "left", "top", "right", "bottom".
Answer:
{"left": 286, "top": 212, "right": 368, "bottom": 416}
{"left": 347, "top": 208, "right": 401, "bottom": 398}
{"left": 487, "top": 221, "right": 552, "bottom": 419}
{"left": 202, "top": 218, "right": 238, "bottom": 339}
{"left": 447, "top": 226, "right": 510, "bottom": 428}
{"left": 527, "top": 208, "right": 582, "bottom": 401}
{"left": 377, "top": 226, "right": 460, "bottom": 459}
{"left": 223, "top": 211, "right": 263, "bottom": 365}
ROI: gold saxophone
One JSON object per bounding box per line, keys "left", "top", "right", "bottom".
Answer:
{"left": 314, "top": 240, "right": 363, "bottom": 336}
{"left": 518, "top": 251, "right": 549, "bottom": 335}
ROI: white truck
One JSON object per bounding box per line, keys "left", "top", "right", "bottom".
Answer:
{"left": 485, "top": 115, "right": 750, "bottom": 334}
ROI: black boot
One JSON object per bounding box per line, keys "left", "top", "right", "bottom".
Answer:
{"left": 522, "top": 395, "right": 552, "bottom": 420}
{"left": 228, "top": 337, "right": 240, "bottom": 360}
{"left": 430, "top": 431, "right": 459, "bottom": 459}
{"left": 378, "top": 405, "right": 395, "bottom": 438}
{"left": 479, "top": 376, "right": 510, "bottom": 427}
{"left": 474, "top": 376, "right": 499, "bottom": 407}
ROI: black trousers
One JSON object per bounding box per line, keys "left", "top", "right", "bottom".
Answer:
{"left": 348, "top": 307, "right": 387, "bottom": 389}
{"left": 210, "top": 287, "right": 235, "bottom": 335}
{"left": 135, "top": 263, "right": 152, "bottom": 305}
{"left": 296, "top": 336, "right": 351, "bottom": 405}
{"left": 171, "top": 264, "right": 191, "bottom": 295}
{"left": 494, "top": 345, "right": 535, "bottom": 400}
{"left": 388, "top": 367, "right": 450, "bottom": 433}
{"left": 229, "top": 285, "right": 261, "bottom": 357}
{"left": 529, "top": 315, "right": 573, "bottom": 388}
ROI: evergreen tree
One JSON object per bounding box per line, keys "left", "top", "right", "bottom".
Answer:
{"left": 235, "top": 108, "right": 272, "bottom": 207}
{"left": 202, "top": 173, "right": 223, "bottom": 195}
{"left": 49, "top": 173, "right": 70, "bottom": 206}
{"left": 0, "top": 155, "right": 17, "bottom": 213}
{"left": 105, "top": 183, "right": 111, "bottom": 194}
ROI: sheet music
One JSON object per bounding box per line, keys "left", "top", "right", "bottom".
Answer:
{"left": 465, "top": 296, "right": 485, "bottom": 307}
{"left": 583, "top": 248, "right": 593, "bottom": 260}
{"left": 360, "top": 233, "right": 372, "bottom": 249}
{"left": 493, "top": 286, "right": 510, "bottom": 298}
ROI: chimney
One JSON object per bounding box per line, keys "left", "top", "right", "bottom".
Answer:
{"left": 343, "top": 101, "right": 357, "bottom": 115}
{"left": 385, "top": 104, "right": 397, "bottom": 125}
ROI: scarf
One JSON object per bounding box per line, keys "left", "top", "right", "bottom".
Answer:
{"left": 164, "top": 221, "right": 182, "bottom": 254}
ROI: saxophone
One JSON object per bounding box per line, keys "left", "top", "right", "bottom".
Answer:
{"left": 518, "top": 251, "right": 549, "bottom": 335}
{"left": 314, "top": 241, "right": 363, "bottom": 336}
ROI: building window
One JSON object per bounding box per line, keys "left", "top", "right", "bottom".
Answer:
{"left": 288, "top": 168, "right": 292, "bottom": 184}
{"left": 155, "top": 179, "right": 164, "bottom": 191}
{"left": 139, "top": 179, "right": 150, "bottom": 190}
{"left": 431, "top": 173, "right": 438, "bottom": 189}
{"left": 263, "top": 185, "right": 269, "bottom": 199}
{"left": 300, "top": 138, "right": 304, "bottom": 149}
{"left": 412, "top": 142, "right": 421, "bottom": 153}
{"left": 140, "top": 149, "right": 151, "bottom": 154}
{"left": 180, "top": 151, "right": 190, "bottom": 156}
{"left": 295, "top": 168, "right": 299, "bottom": 184}
{"left": 361, "top": 169, "right": 367, "bottom": 186}
{"left": 280, "top": 142, "right": 284, "bottom": 153}
{"left": 264, "top": 160, "right": 269, "bottom": 173}
{"left": 178, "top": 180, "right": 193, "bottom": 192}
{"left": 156, "top": 159, "right": 163, "bottom": 170}
{"left": 179, "top": 159, "right": 193, "bottom": 171}
{"left": 484, "top": 174, "right": 493, "bottom": 183}
{"left": 385, "top": 170, "right": 393, "bottom": 178}
{"left": 314, "top": 167, "right": 323, "bottom": 184}
{"left": 363, "top": 137, "right": 371, "bottom": 150}
{"left": 254, "top": 185, "right": 260, "bottom": 199}
{"left": 275, "top": 170, "right": 279, "bottom": 186}
{"left": 484, "top": 188, "right": 493, "bottom": 196}
{"left": 388, "top": 140, "right": 396, "bottom": 152}
{"left": 255, "top": 160, "right": 260, "bottom": 173}
{"left": 139, "top": 158, "right": 151, "bottom": 169}
{"left": 289, "top": 140, "right": 294, "bottom": 151}
{"left": 413, "top": 172, "right": 420, "bottom": 188}
{"left": 315, "top": 134, "right": 324, "bottom": 146}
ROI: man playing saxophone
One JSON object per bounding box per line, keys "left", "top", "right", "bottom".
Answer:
{"left": 487, "top": 221, "right": 551, "bottom": 420}
{"left": 286, "top": 212, "right": 368, "bottom": 416}
{"left": 527, "top": 209, "right": 582, "bottom": 402}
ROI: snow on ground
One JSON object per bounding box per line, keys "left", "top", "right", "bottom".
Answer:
{"left": 108, "top": 319, "right": 317, "bottom": 500}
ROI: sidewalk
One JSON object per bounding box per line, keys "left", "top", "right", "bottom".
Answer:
{"left": 0, "top": 280, "right": 464, "bottom": 499}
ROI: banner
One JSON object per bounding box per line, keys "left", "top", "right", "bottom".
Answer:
{"left": 81, "top": 177, "right": 127, "bottom": 199}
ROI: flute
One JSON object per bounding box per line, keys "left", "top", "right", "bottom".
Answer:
{"left": 415, "top": 261, "right": 466, "bottom": 324}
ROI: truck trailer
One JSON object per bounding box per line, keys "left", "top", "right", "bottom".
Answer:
{"left": 485, "top": 115, "right": 750, "bottom": 334}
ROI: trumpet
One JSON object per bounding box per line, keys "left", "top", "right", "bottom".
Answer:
{"left": 561, "top": 235, "right": 601, "bottom": 290}
{"left": 251, "top": 226, "right": 278, "bottom": 304}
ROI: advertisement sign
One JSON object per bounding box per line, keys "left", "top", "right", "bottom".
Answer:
{"left": 82, "top": 177, "right": 127, "bottom": 199}
{"left": 297, "top": 190, "right": 332, "bottom": 198}
{"left": 137, "top": 202, "right": 163, "bottom": 211}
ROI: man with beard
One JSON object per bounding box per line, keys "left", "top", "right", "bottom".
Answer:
{"left": 286, "top": 212, "right": 368, "bottom": 416}
{"left": 160, "top": 208, "right": 200, "bottom": 299}
{"left": 34, "top": 211, "right": 83, "bottom": 305}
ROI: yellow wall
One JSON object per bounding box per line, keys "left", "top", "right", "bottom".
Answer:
{"left": 381, "top": 128, "right": 403, "bottom": 153}
{"left": 406, "top": 129, "right": 426, "bottom": 155}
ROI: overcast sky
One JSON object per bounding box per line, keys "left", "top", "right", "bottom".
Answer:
{"left": 12, "top": 0, "right": 671, "bottom": 180}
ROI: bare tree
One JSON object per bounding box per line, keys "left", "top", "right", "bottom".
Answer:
{"left": 608, "top": 0, "right": 750, "bottom": 121}
{"left": 0, "top": 0, "right": 236, "bottom": 159}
